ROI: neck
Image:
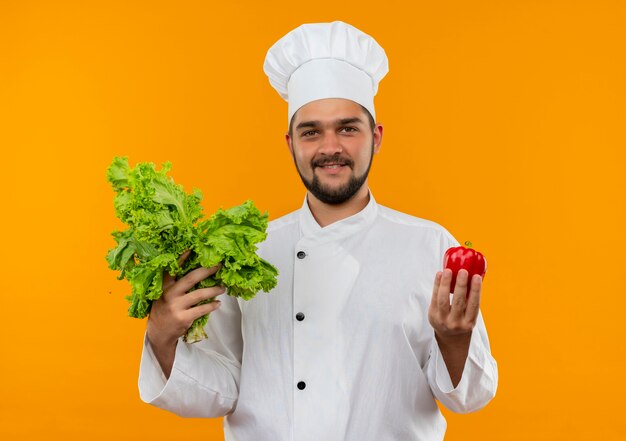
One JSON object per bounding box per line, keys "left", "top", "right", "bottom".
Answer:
{"left": 306, "top": 184, "right": 370, "bottom": 228}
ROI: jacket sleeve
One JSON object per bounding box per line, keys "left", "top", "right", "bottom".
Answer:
{"left": 424, "top": 310, "right": 498, "bottom": 413}
{"left": 138, "top": 292, "right": 243, "bottom": 418}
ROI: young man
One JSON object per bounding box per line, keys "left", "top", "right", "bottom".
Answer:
{"left": 139, "top": 21, "right": 498, "bottom": 440}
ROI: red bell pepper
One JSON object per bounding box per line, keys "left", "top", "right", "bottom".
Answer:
{"left": 443, "top": 241, "right": 487, "bottom": 294}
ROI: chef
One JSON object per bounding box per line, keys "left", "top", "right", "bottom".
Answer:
{"left": 139, "top": 21, "right": 498, "bottom": 441}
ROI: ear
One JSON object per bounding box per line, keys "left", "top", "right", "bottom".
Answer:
{"left": 373, "top": 123, "right": 383, "bottom": 154}
{"left": 285, "top": 132, "right": 294, "bottom": 155}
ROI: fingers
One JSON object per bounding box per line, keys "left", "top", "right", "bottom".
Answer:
{"left": 163, "top": 250, "right": 192, "bottom": 290}
{"left": 437, "top": 269, "right": 453, "bottom": 310}
{"left": 147, "top": 255, "right": 224, "bottom": 346}
{"left": 163, "top": 271, "right": 175, "bottom": 291}
{"left": 450, "top": 269, "right": 469, "bottom": 320}
{"left": 430, "top": 271, "right": 443, "bottom": 310}
{"left": 177, "top": 264, "right": 222, "bottom": 291}
{"left": 180, "top": 286, "right": 226, "bottom": 309}
{"left": 178, "top": 250, "right": 192, "bottom": 266}
{"left": 185, "top": 299, "right": 223, "bottom": 322}
{"left": 168, "top": 264, "right": 222, "bottom": 298}
{"left": 465, "top": 274, "right": 482, "bottom": 322}
{"left": 429, "top": 268, "right": 482, "bottom": 338}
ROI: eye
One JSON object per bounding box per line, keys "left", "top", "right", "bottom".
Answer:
{"left": 301, "top": 130, "right": 318, "bottom": 137}
{"left": 339, "top": 126, "right": 358, "bottom": 133}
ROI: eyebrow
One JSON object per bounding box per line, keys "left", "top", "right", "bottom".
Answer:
{"left": 338, "top": 117, "right": 365, "bottom": 126}
{"left": 295, "top": 117, "right": 365, "bottom": 130}
{"left": 295, "top": 120, "right": 320, "bottom": 130}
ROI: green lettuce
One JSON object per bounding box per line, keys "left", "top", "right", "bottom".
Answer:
{"left": 106, "top": 157, "right": 278, "bottom": 343}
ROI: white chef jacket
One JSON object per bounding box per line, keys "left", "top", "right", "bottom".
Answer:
{"left": 138, "top": 193, "right": 498, "bottom": 441}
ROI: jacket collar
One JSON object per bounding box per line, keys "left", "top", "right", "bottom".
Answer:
{"left": 298, "top": 190, "right": 378, "bottom": 246}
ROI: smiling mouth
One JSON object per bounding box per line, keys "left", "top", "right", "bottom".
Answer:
{"left": 319, "top": 164, "right": 345, "bottom": 169}
{"left": 314, "top": 163, "right": 351, "bottom": 177}
{"left": 314, "top": 160, "right": 352, "bottom": 169}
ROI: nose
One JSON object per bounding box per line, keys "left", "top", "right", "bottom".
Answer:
{"left": 318, "top": 131, "right": 343, "bottom": 155}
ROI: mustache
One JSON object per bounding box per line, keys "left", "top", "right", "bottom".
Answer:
{"left": 311, "top": 154, "right": 354, "bottom": 169}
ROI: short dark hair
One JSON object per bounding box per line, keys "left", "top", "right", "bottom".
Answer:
{"left": 288, "top": 103, "right": 376, "bottom": 139}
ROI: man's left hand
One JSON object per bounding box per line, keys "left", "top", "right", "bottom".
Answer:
{"left": 428, "top": 268, "right": 482, "bottom": 387}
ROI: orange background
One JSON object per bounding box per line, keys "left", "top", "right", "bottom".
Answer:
{"left": 1, "top": 0, "right": 624, "bottom": 439}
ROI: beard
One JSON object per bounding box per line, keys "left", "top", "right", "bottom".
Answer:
{"left": 293, "top": 143, "right": 374, "bottom": 205}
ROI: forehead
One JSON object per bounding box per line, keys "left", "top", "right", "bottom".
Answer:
{"left": 292, "top": 98, "right": 367, "bottom": 125}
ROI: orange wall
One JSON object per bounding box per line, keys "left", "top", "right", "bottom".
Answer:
{"left": 1, "top": 1, "right": 624, "bottom": 439}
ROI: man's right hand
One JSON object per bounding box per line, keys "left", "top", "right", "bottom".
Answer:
{"left": 146, "top": 252, "right": 225, "bottom": 378}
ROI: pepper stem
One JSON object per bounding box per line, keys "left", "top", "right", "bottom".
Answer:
{"left": 464, "top": 241, "right": 473, "bottom": 248}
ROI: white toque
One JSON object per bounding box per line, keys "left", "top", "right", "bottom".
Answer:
{"left": 263, "top": 21, "right": 389, "bottom": 123}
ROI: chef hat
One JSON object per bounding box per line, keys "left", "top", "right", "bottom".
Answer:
{"left": 263, "top": 21, "right": 389, "bottom": 123}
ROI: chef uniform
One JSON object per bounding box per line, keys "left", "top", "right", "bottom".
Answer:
{"left": 138, "top": 21, "right": 498, "bottom": 441}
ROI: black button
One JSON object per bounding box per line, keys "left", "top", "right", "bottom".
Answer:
{"left": 297, "top": 381, "right": 306, "bottom": 390}
{"left": 297, "top": 251, "right": 306, "bottom": 259}
{"left": 296, "top": 312, "right": 305, "bottom": 321}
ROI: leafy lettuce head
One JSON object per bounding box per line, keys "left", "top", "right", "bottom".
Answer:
{"left": 106, "top": 157, "right": 278, "bottom": 342}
